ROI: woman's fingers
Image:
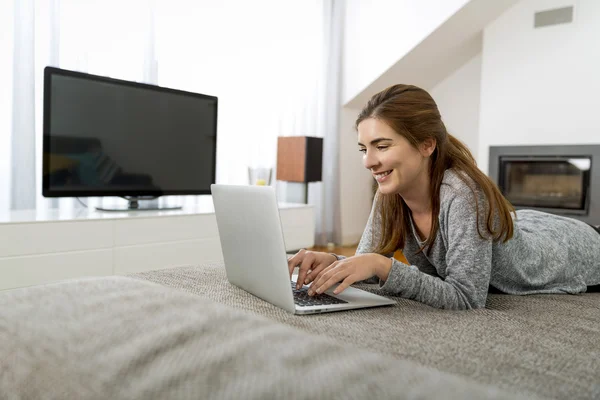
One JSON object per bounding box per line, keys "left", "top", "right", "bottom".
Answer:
{"left": 309, "top": 264, "right": 347, "bottom": 295}
{"left": 296, "top": 251, "right": 317, "bottom": 289}
{"left": 309, "top": 263, "right": 336, "bottom": 289}
{"left": 303, "top": 263, "right": 327, "bottom": 285}
{"left": 317, "top": 270, "right": 349, "bottom": 294}
{"left": 332, "top": 276, "right": 357, "bottom": 295}
{"left": 305, "top": 253, "right": 338, "bottom": 284}
{"left": 289, "top": 251, "right": 339, "bottom": 289}
{"left": 287, "top": 249, "right": 305, "bottom": 278}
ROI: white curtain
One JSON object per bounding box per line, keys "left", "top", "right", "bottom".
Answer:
{"left": 272, "top": 0, "right": 344, "bottom": 246}
{"left": 315, "top": 0, "right": 344, "bottom": 246}
{"left": 10, "top": 0, "right": 36, "bottom": 211}
{"left": 0, "top": 2, "right": 13, "bottom": 213}
{"left": 1, "top": 0, "right": 343, "bottom": 244}
{"left": 3, "top": 0, "right": 157, "bottom": 213}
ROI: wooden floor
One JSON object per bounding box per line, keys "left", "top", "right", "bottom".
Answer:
{"left": 308, "top": 245, "right": 357, "bottom": 257}
{"left": 307, "top": 245, "right": 408, "bottom": 263}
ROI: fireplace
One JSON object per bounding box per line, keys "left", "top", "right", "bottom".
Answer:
{"left": 489, "top": 145, "right": 600, "bottom": 225}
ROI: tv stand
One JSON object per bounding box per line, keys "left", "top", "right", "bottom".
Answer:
{"left": 96, "top": 197, "right": 182, "bottom": 212}
{"left": 0, "top": 199, "right": 315, "bottom": 291}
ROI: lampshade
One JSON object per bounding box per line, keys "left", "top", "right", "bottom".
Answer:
{"left": 276, "top": 136, "right": 323, "bottom": 183}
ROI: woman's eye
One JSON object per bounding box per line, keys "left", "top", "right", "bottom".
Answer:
{"left": 359, "top": 148, "right": 367, "bottom": 154}
{"left": 377, "top": 146, "right": 388, "bottom": 150}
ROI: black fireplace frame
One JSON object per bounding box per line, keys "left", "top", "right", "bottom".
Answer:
{"left": 489, "top": 145, "right": 600, "bottom": 225}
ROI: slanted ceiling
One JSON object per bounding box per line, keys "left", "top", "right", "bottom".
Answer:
{"left": 343, "top": 0, "right": 520, "bottom": 109}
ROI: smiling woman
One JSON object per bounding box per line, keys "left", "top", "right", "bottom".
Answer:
{"left": 358, "top": 119, "right": 436, "bottom": 198}
{"left": 288, "top": 84, "right": 600, "bottom": 310}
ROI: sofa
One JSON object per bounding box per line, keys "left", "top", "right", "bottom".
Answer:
{"left": 1, "top": 261, "right": 598, "bottom": 399}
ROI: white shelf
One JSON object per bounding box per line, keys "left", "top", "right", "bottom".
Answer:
{"left": 0, "top": 200, "right": 315, "bottom": 291}
{"left": 0, "top": 196, "right": 309, "bottom": 224}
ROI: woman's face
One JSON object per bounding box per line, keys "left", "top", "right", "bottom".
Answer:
{"left": 357, "top": 118, "right": 433, "bottom": 196}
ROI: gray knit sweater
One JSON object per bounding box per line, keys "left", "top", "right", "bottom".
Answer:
{"left": 338, "top": 169, "right": 600, "bottom": 310}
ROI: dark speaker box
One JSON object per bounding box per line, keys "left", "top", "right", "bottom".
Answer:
{"left": 276, "top": 136, "right": 323, "bottom": 183}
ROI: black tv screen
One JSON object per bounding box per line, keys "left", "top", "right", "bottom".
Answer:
{"left": 42, "top": 67, "right": 217, "bottom": 199}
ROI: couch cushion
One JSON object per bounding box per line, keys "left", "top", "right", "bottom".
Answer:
{"left": 0, "top": 276, "right": 526, "bottom": 399}
{"left": 130, "top": 262, "right": 600, "bottom": 400}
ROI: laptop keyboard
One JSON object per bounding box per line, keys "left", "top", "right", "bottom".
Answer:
{"left": 291, "top": 282, "right": 348, "bottom": 307}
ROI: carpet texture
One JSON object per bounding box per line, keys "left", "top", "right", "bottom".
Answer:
{"left": 130, "top": 262, "right": 600, "bottom": 400}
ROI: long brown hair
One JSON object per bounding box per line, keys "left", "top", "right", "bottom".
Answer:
{"left": 356, "top": 84, "right": 515, "bottom": 255}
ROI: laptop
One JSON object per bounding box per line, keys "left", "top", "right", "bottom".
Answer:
{"left": 211, "top": 184, "right": 395, "bottom": 315}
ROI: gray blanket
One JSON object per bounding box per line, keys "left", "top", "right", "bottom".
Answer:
{"left": 0, "top": 276, "right": 523, "bottom": 399}
{"left": 130, "top": 262, "right": 600, "bottom": 400}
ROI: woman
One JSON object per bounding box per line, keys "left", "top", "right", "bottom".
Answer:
{"left": 287, "top": 84, "right": 600, "bottom": 310}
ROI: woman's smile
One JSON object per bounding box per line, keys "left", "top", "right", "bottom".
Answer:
{"left": 373, "top": 170, "right": 393, "bottom": 183}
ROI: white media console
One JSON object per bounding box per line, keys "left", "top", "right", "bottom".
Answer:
{"left": 0, "top": 197, "right": 315, "bottom": 291}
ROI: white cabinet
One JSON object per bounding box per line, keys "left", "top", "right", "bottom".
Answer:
{"left": 0, "top": 201, "right": 314, "bottom": 290}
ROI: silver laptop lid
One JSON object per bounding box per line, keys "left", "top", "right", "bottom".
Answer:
{"left": 211, "top": 184, "right": 296, "bottom": 313}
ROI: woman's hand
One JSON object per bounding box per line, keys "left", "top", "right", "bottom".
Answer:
{"left": 287, "top": 249, "right": 338, "bottom": 290}
{"left": 308, "top": 253, "right": 393, "bottom": 296}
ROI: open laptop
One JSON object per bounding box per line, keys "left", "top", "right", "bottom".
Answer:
{"left": 211, "top": 184, "right": 395, "bottom": 315}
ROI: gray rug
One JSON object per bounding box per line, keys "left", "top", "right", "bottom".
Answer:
{"left": 130, "top": 262, "right": 600, "bottom": 400}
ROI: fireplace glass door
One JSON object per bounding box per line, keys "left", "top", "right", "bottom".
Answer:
{"left": 499, "top": 157, "right": 591, "bottom": 212}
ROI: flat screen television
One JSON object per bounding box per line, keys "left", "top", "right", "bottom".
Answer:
{"left": 42, "top": 66, "right": 218, "bottom": 211}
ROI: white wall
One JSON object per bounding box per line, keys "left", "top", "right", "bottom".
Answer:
{"left": 342, "top": 0, "right": 470, "bottom": 106}
{"left": 338, "top": 107, "right": 373, "bottom": 246}
{"left": 478, "top": 0, "right": 600, "bottom": 174}
{"left": 430, "top": 52, "right": 482, "bottom": 161}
